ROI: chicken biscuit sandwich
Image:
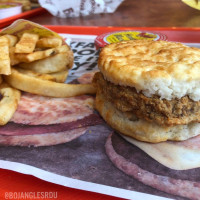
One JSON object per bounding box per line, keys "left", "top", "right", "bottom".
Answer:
{"left": 93, "top": 40, "right": 200, "bottom": 143}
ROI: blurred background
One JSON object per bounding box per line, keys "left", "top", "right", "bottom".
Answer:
{"left": 1, "top": 0, "right": 200, "bottom": 27}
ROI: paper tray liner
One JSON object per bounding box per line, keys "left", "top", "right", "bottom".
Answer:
{"left": 0, "top": 123, "right": 197, "bottom": 200}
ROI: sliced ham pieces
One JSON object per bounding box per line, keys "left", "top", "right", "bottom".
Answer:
{"left": 0, "top": 114, "right": 102, "bottom": 136}
{"left": 11, "top": 93, "right": 94, "bottom": 125}
{"left": 0, "top": 128, "right": 87, "bottom": 147}
{"left": 0, "top": 92, "right": 103, "bottom": 146}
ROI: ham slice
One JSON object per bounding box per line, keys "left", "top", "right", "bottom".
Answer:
{"left": 0, "top": 91, "right": 103, "bottom": 146}
{"left": 11, "top": 92, "right": 94, "bottom": 125}
{"left": 0, "top": 128, "right": 87, "bottom": 147}
{"left": 0, "top": 114, "right": 102, "bottom": 136}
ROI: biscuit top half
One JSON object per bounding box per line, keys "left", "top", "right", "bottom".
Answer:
{"left": 98, "top": 40, "right": 200, "bottom": 101}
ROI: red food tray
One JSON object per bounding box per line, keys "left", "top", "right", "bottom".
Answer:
{"left": 46, "top": 25, "right": 200, "bottom": 43}
{"left": 1, "top": 25, "right": 200, "bottom": 200}
{"left": 0, "top": 7, "right": 46, "bottom": 29}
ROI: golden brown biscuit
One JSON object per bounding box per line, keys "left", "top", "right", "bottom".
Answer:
{"left": 95, "top": 40, "right": 200, "bottom": 142}
{"left": 98, "top": 40, "right": 200, "bottom": 101}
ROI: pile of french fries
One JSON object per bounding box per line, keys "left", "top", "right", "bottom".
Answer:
{"left": 0, "top": 32, "right": 96, "bottom": 125}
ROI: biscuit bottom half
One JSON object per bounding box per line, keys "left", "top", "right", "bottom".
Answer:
{"left": 95, "top": 92, "right": 200, "bottom": 143}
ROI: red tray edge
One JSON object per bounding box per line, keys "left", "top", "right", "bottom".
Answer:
{"left": 0, "top": 7, "right": 46, "bottom": 29}
{"left": 44, "top": 25, "right": 200, "bottom": 36}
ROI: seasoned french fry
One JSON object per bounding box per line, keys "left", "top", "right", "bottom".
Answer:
{"left": 15, "top": 48, "right": 56, "bottom": 63}
{"left": 15, "top": 44, "right": 72, "bottom": 63}
{"left": 4, "top": 35, "right": 18, "bottom": 47}
{"left": 16, "top": 68, "right": 58, "bottom": 82}
{"left": 16, "top": 68, "right": 68, "bottom": 83}
{"left": 36, "top": 37, "right": 62, "bottom": 48}
{"left": 9, "top": 47, "right": 20, "bottom": 66}
{"left": 49, "top": 70, "right": 69, "bottom": 83}
{"left": 0, "top": 36, "right": 11, "bottom": 75}
{"left": 4, "top": 68, "right": 96, "bottom": 98}
{"left": 18, "top": 52, "right": 73, "bottom": 73}
{"left": 55, "top": 45, "right": 71, "bottom": 53}
{"left": 0, "top": 82, "right": 21, "bottom": 125}
{"left": 15, "top": 33, "right": 39, "bottom": 53}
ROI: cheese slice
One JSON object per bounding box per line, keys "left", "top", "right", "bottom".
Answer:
{"left": 122, "top": 134, "right": 200, "bottom": 170}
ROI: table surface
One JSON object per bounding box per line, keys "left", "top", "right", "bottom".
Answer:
{"left": 28, "top": 0, "right": 200, "bottom": 27}
{"left": 2, "top": 1, "right": 200, "bottom": 200}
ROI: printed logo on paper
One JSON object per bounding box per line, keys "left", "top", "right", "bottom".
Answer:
{"left": 104, "top": 31, "right": 167, "bottom": 44}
